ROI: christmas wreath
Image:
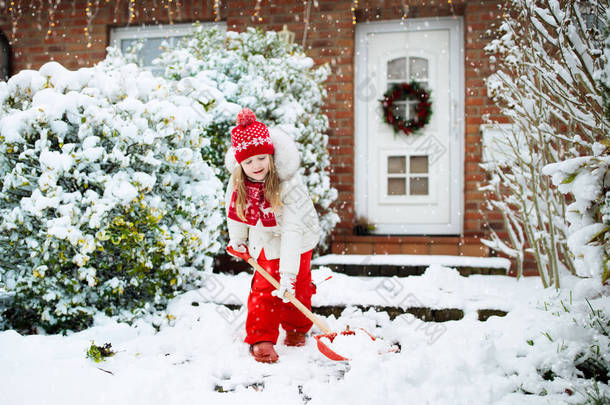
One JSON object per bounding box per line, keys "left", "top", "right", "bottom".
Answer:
{"left": 381, "top": 81, "right": 432, "bottom": 136}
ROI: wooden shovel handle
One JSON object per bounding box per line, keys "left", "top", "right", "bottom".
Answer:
{"left": 247, "top": 258, "right": 331, "bottom": 335}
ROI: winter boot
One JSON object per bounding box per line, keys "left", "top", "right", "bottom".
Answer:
{"left": 284, "top": 330, "right": 306, "bottom": 347}
{"left": 249, "top": 341, "right": 279, "bottom": 363}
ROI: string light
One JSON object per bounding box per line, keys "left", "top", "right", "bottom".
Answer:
{"left": 213, "top": 0, "right": 221, "bottom": 22}
{"left": 46, "top": 0, "right": 60, "bottom": 39}
{"left": 254, "top": 0, "right": 263, "bottom": 22}
{"left": 351, "top": 0, "right": 358, "bottom": 25}
{"left": 165, "top": 0, "right": 175, "bottom": 24}
{"left": 128, "top": 0, "right": 136, "bottom": 23}
{"left": 401, "top": 0, "right": 409, "bottom": 22}
{"left": 448, "top": 0, "right": 455, "bottom": 18}
{"left": 9, "top": 1, "right": 21, "bottom": 41}
{"left": 112, "top": 0, "right": 121, "bottom": 23}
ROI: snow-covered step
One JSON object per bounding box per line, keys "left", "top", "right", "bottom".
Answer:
{"left": 311, "top": 254, "right": 511, "bottom": 277}
{"left": 314, "top": 305, "right": 508, "bottom": 322}
{"left": 185, "top": 264, "right": 537, "bottom": 326}
{"left": 218, "top": 303, "right": 507, "bottom": 323}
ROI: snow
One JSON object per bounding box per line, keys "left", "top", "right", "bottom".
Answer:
{"left": 312, "top": 253, "right": 511, "bottom": 270}
{"left": 165, "top": 265, "right": 538, "bottom": 314}
{"left": 0, "top": 265, "right": 607, "bottom": 405}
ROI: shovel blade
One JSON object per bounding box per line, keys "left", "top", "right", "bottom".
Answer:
{"left": 313, "top": 327, "right": 378, "bottom": 362}
{"left": 314, "top": 333, "right": 350, "bottom": 361}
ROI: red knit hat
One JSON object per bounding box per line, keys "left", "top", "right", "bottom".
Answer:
{"left": 231, "top": 108, "right": 275, "bottom": 163}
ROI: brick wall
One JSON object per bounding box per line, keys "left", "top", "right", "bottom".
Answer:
{"left": 0, "top": 0, "right": 520, "bottom": 266}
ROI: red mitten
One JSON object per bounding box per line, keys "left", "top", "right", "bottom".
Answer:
{"left": 226, "top": 243, "right": 251, "bottom": 262}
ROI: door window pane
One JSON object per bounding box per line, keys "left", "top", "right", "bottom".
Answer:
{"left": 410, "top": 156, "right": 428, "bottom": 174}
{"left": 407, "top": 101, "right": 419, "bottom": 121}
{"left": 409, "top": 57, "right": 428, "bottom": 81}
{"left": 387, "top": 58, "right": 407, "bottom": 81}
{"left": 390, "top": 102, "right": 408, "bottom": 121}
{"left": 388, "top": 156, "right": 406, "bottom": 174}
{"left": 388, "top": 178, "right": 406, "bottom": 195}
{"left": 410, "top": 177, "right": 428, "bottom": 195}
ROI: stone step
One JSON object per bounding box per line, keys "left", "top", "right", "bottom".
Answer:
{"left": 214, "top": 253, "right": 511, "bottom": 277}
{"left": 311, "top": 254, "right": 511, "bottom": 277}
{"left": 316, "top": 264, "right": 508, "bottom": 277}
{"left": 204, "top": 303, "right": 508, "bottom": 323}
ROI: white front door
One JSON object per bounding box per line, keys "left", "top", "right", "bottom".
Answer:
{"left": 354, "top": 18, "right": 464, "bottom": 234}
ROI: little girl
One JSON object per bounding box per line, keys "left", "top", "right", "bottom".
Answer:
{"left": 224, "top": 108, "right": 321, "bottom": 363}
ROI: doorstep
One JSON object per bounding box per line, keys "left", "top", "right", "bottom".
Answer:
{"left": 331, "top": 235, "right": 489, "bottom": 256}
{"left": 312, "top": 253, "right": 511, "bottom": 277}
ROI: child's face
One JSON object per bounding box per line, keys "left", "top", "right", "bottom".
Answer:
{"left": 241, "top": 154, "right": 270, "bottom": 181}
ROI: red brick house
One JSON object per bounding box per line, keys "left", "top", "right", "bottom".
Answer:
{"left": 0, "top": 1, "right": 512, "bottom": 270}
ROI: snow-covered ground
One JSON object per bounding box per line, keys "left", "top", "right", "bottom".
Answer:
{"left": 1, "top": 265, "right": 608, "bottom": 405}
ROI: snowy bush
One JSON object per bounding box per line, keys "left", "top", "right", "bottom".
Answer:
{"left": 599, "top": 6, "right": 610, "bottom": 120}
{"left": 154, "top": 27, "right": 339, "bottom": 250}
{"left": 518, "top": 287, "right": 610, "bottom": 401}
{"left": 482, "top": 0, "right": 609, "bottom": 287}
{"left": 544, "top": 156, "right": 610, "bottom": 284}
{"left": 0, "top": 53, "right": 225, "bottom": 333}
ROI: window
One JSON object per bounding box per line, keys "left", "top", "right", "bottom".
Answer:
{"left": 386, "top": 154, "right": 429, "bottom": 196}
{"left": 386, "top": 56, "right": 429, "bottom": 123}
{"left": 109, "top": 22, "right": 224, "bottom": 75}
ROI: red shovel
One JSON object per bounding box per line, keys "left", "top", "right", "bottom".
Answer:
{"left": 227, "top": 246, "right": 374, "bottom": 361}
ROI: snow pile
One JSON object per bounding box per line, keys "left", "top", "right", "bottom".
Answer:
{"left": 0, "top": 269, "right": 607, "bottom": 404}
{"left": 154, "top": 26, "right": 339, "bottom": 250}
{"left": 0, "top": 52, "right": 227, "bottom": 333}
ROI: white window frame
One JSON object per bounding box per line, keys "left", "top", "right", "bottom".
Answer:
{"left": 480, "top": 123, "right": 520, "bottom": 165}
{"left": 379, "top": 149, "right": 434, "bottom": 204}
{"left": 109, "top": 22, "right": 225, "bottom": 73}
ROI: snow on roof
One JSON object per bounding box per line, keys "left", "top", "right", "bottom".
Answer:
{"left": 312, "top": 254, "right": 511, "bottom": 270}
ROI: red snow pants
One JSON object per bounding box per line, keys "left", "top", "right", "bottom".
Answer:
{"left": 244, "top": 248, "right": 315, "bottom": 345}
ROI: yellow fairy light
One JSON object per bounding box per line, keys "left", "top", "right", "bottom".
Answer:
{"left": 401, "top": 0, "right": 409, "bottom": 21}
{"left": 128, "top": 0, "right": 136, "bottom": 23}
{"left": 253, "top": 0, "right": 262, "bottom": 22}
{"left": 213, "top": 0, "right": 221, "bottom": 22}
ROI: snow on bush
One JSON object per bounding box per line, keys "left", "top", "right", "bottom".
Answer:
{"left": 0, "top": 51, "right": 226, "bottom": 333}
{"left": 482, "top": 0, "right": 609, "bottom": 287}
{"left": 506, "top": 283, "right": 610, "bottom": 400}
{"left": 598, "top": 6, "right": 610, "bottom": 120}
{"left": 154, "top": 26, "right": 339, "bottom": 249}
{"left": 544, "top": 156, "right": 610, "bottom": 284}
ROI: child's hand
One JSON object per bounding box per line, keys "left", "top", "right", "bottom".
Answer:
{"left": 271, "top": 273, "right": 296, "bottom": 303}
{"left": 226, "top": 241, "right": 250, "bottom": 262}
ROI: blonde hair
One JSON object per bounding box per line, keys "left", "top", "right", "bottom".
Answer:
{"left": 233, "top": 154, "right": 282, "bottom": 221}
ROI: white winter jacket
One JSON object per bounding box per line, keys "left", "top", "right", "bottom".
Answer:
{"left": 224, "top": 127, "right": 321, "bottom": 276}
